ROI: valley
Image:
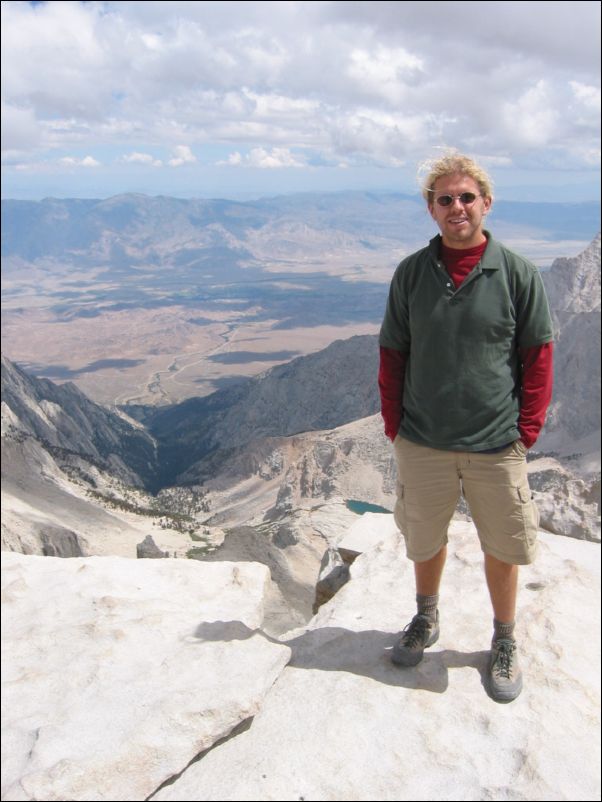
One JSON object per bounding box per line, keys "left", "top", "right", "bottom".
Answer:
{"left": 1, "top": 276, "right": 384, "bottom": 406}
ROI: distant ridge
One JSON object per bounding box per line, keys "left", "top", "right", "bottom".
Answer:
{"left": 2, "top": 192, "right": 600, "bottom": 263}
{"left": 148, "top": 334, "right": 380, "bottom": 489}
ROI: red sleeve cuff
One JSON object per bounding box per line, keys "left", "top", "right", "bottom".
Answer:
{"left": 378, "top": 347, "right": 407, "bottom": 441}
{"left": 518, "top": 342, "right": 554, "bottom": 448}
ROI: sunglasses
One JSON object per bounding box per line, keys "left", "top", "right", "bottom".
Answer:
{"left": 433, "top": 192, "right": 481, "bottom": 207}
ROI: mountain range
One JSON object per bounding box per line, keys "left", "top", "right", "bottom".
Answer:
{"left": 3, "top": 192, "right": 600, "bottom": 264}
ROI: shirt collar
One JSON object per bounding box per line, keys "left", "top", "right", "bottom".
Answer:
{"left": 429, "top": 231, "right": 502, "bottom": 271}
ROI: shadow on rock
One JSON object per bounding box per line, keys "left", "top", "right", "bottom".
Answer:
{"left": 193, "top": 621, "right": 489, "bottom": 696}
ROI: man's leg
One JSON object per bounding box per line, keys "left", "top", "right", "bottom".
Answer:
{"left": 462, "top": 443, "right": 539, "bottom": 700}
{"left": 484, "top": 553, "right": 522, "bottom": 702}
{"left": 416, "top": 544, "right": 447, "bottom": 596}
{"left": 484, "top": 553, "right": 517, "bottom": 623}
{"left": 391, "top": 545, "right": 447, "bottom": 666}
{"left": 391, "top": 438, "right": 458, "bottom": 667}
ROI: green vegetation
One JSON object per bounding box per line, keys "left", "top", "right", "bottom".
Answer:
{"left": 186, "top": 545, "right": 215, "bottom": 559}
{"left": 82, "top": 479, "right": 212, "bottom": 538}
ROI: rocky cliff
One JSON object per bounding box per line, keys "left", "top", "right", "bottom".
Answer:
{"left": 540, "top": 233, "right": 601, "bottom": 451}
{"left": 1, "top": 355, "right": 158, "bottom": 487}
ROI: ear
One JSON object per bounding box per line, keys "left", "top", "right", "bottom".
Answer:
{"left": 482, "top": 196, "right": 492, "bottom": 215}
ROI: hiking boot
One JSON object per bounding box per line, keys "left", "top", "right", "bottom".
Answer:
{"left": 488, "top": 638, "right": 523, "bottom": 702}
{"left": 391, "top": 612, "right": 440, "bottom": 667}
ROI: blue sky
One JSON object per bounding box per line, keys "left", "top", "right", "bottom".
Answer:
{"left": 1, "top": 1, "right": 600, "bottom": 202}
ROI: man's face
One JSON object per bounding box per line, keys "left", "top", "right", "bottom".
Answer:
{"left": 428, "top": 173, "right": 492, "bottom": 249}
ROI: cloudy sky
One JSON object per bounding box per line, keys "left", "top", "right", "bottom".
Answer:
{"left": 1, "top": 0, "right": 600, "bottom": 201}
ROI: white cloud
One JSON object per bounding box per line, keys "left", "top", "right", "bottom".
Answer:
{"left": 8, "top": 154, "right": 101, "bottom": 173}
{"left": 500, "top": 81, "right": 559, "bottom": 148}
{"left": 0, "top": 103, "right": 41, "bottom": 154}
{"left": 12, "top": 160, "right": 53, "bottom": 173}
{"left": 570, "top": 81, "right": 601, "bottom": 111}
{"left": 122, "top": 151, "right": 163, "bottom": 167}
{"left": 250, "top": 92, "right": 320, "bottom": 121}
{"left": 167, "top": 145, "right": 197, "bottom": 167}
{"left": 217, "top": 152, "right": 243, "bottom": 166}
{"left": 565, "top": 143, "right": 601, "bottom": 168}
{"left": 219, "top": 147, "right": 306, "bottom": 169}
{"left": 59, "top": 155, "right": 101, "bottom": 168}
{"left": 475, "top": 155, "right": 514, "bottom": 168}
{"left": 347, "top": 46, "right": 424, "bottom": 105}
{"left": 247, "top": 147, "right": 305, "bottom": 168}
{"left": 1, "top": 1, "right": 113, "bottom": 120}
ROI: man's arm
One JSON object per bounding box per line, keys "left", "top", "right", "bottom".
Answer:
{"left": 378, "top": 346, "right": 407, "bottom": 441}
{"left": 518, "top": 342, "right": 554, "bottom": 448}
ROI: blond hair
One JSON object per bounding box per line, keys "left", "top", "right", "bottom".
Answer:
{"left": 420, "top": 151, "right": 494, "bottom": 204}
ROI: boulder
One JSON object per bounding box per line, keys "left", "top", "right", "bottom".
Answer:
{"left": 1, "top": 554, "right": 290, "bottom": 801}
{"left": 136, "top": 533, "right": 169, "bottom": 558}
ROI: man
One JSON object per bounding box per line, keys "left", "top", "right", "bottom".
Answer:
{"left": 378, "top": 152, "right": 554, "bottom": 702}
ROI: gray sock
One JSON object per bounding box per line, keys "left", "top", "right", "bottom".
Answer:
{"left": 416, "top": 593, "right": 438, "bottom": 622}
{"left": 493, "top": 618, "right": 516, "bottom": 642}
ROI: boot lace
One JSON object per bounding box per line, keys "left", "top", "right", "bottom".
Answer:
{"left": 401, "top": 614, "right": 432, "bottom": 648}
{"left": 492, "top": 639, "right": 516, "bottom": 678}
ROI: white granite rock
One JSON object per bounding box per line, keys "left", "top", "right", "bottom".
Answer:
{"left": 336, "top": 510, "right": 399, "bottom": 555}
{"left": 153, "top": 518, "right": 601, "bottom": 802}
{"left": 1, "top": 554, "right": 291, "bottom": 801}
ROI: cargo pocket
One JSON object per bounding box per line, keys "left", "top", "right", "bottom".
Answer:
{"left": 518, "top": 483, "right": 539, "bottom": 552}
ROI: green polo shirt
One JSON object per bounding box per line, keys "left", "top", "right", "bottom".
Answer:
{"left": 379, "top": 232, "right": 554, "bottom": 451}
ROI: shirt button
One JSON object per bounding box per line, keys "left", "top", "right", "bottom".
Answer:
{"left": 446, "top": 282, "right": 451, "bottom": 287}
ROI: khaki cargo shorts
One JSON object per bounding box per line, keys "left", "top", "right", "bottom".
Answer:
{"left": 393, "top": 436, "right": 539, "bottom": 565}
